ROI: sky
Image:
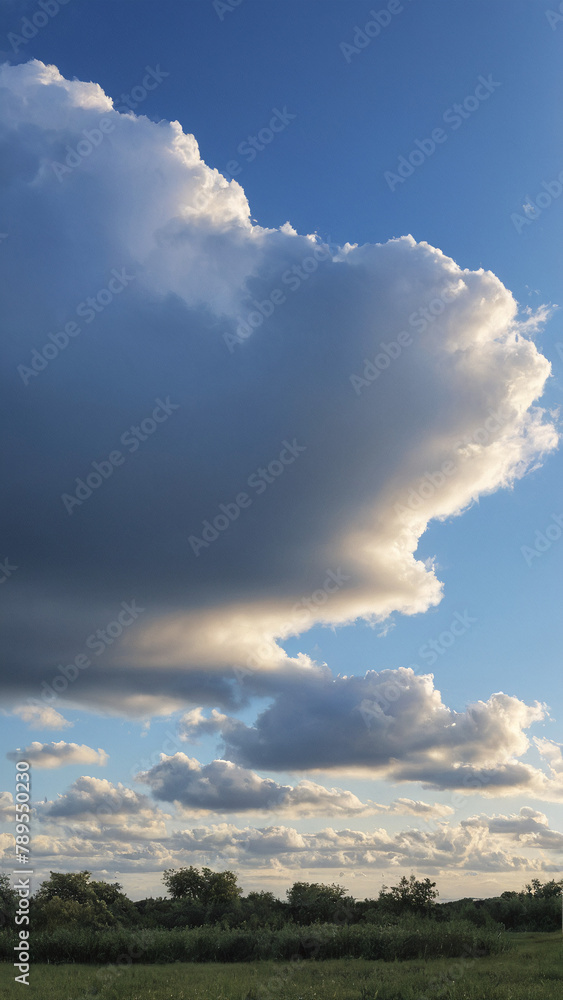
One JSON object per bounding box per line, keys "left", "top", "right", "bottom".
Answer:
{"left": 0, "top": 0, "right": 562, "bottom": 902}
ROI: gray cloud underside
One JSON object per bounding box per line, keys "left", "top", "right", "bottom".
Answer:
{"left": 136, "top": 753, "right": 455, "bottom": 817}
{"left": 180, "top": 670, "right": 563, "bottom": 800}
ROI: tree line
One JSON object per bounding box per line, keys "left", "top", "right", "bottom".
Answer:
{"left": 1, "top": 868, "right": 561, "bottom": 935}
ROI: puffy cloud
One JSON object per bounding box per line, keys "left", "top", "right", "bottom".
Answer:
{"left": 9, "top": 703, "right": 73, "bottom": 730}
{"left": 0, "top": 60, "right": 557, "bottom": 717}
{"left": 136, "top": 753, "right": 386, "bottom": 816}
{"left": 8, "top": 784, "right": 561, "bottom": 879}
{"left": 484, "top": 808, "right": 563, "bottom": 851}
{"left": 390, "top": 799, "right": 455, "bottom": 818}
{"left": 194, "top": 668, "right": 555, "bottom": 797}
{"left": 6, "top": 741, "right": 108, "bottom": 769}
{"left": 39, "top": 775, "right": 157, "bottom": 821}
{"left": 0, "top": 832, "right": 15, "bottom": 857}
{"left": 165, "top": 810, "right": 563, "bottom": 873}
{"left": 0, "top": 791, "right": 13, "bottom": 823}
{"left": 534, "top": 738, "right": 563, "bottom": 774}
{"left": 179, "top": 708, "right": 229, "bottom": 743}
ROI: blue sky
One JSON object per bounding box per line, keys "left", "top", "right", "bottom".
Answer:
{"left": 0, "top": 0, "right": 562, "bottom": 900}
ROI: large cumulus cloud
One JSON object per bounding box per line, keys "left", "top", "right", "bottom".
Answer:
{"left": 183, "top": 669, "right": 563, "bottom": 799}
{"left": 0, "top": 60, "right": 558, "bottom": 717}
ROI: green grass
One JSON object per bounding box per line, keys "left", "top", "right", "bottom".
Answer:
{"left": 0, "top": 932, "right": 560, "bottom": 999}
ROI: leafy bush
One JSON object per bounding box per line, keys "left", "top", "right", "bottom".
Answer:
{"left": 0, "top": 917, "right": 509, "bottom": 965}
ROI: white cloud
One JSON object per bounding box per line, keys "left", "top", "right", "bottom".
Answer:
{"left": 166, "top": 809, "right": 563, "bottom": 873}
{"left": 10, "top": 704, "right": 73, "bottom": 730}
{"left": 0, "top": 832, "right": 15, "bottom": 856}
{"left": 0, "top": 60, "right": 557, "bottom": 718}
{"left": 390, "top": 798, "right": 455, "bottom": 818}
{"left": 0, "top": 791, "right": 13, "bottom": 823}
{"left": 6, "top": 741, "right": 108, "bottom": 769}
{"left": 534, "top": 737, "right": 563, "bottom": 774}
{"left": 10, "top": 788, "right": 560, "bottom": 882}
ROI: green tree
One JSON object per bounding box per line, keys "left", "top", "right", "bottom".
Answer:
{"left": 34, "top": 871, "right": 136, "bottom": 929}
{"left": 90, "top": 879, "right": 138, "bottom": 923}
{"left": 162, "top": 866, "right": 203, "bottom": 901}
{"left": 524, "top": 878, "right": 563, "bottom": 899}
{"left": 379, "top": 875, "right": 438, "bottom": 915}
{"left": 286, "top": 882, "right": 353, "bottom": 924}
{"left": 242, "top": 891, "right": 285, "bottom": 928}
{"left": 35, "top": 870, "right": 97, "bottom": 905}
{"left": 0, "top": 874, "right": 17, "bottom": 929}
{"left": 33, "top": 896, "right": 115, "bottom": 932}
{"left": 162, "top": 866, "right": 241, "bottom": 905}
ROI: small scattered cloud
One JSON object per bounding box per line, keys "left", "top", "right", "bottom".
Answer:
{"left": 6, "top": 741, "right": 108, "bottom": 769}
{"left": 10, "top": 704, "right": 73, "bottom": 730}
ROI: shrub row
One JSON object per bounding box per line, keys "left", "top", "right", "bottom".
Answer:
{"left": 0, "top": 918, "right": 508, "bottom": 965}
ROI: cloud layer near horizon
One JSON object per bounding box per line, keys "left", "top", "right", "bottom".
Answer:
{"left": 27, "top": 779, "right": 563, "bottom": 878}
{"left": 0, "top": 59, "right": 558, "bottom": 723}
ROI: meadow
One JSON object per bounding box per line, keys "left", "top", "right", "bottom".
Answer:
{"left": 0, "top": 933, "right": 561, "bottom": 1000}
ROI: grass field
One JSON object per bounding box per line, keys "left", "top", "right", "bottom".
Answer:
{"left": 0, "top": 932, "right": 560, "bottom": 999}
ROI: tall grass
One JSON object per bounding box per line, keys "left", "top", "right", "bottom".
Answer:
{"left": 0, "top": 918, "right": 508, "bottom": 964}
